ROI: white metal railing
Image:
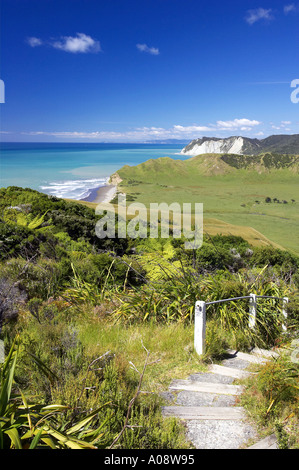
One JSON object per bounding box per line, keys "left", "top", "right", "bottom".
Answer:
{"left": 194, "top": 294, "right": 289, "bottom": 356}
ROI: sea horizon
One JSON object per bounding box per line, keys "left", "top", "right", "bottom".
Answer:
{"left": 0, "top": 141, "right": 189, "bottom": 201}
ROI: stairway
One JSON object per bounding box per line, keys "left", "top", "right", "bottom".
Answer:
{"left": 162, "top": 348, "right": 279, "bottom": 449}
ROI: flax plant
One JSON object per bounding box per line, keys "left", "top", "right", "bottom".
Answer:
{"left": 0, "top": 338, "right": 111, "bottom": 449}
{"left": 62, "top": 261, "right": 119, "bottom": 306}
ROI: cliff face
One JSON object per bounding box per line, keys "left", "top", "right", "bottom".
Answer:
{"left": 181, "top": 134, "right": 299, "bottom": 156}
{"left": 109, "top": 172, "right": 123, "bottom": 185}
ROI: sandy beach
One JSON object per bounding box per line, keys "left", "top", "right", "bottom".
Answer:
{"left": 80, "top": 184, "right": 117, "bottom": 204}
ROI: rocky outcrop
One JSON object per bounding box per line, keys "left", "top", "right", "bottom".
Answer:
{"left": 181, "top": 134, "right": 299, "bottom": 156}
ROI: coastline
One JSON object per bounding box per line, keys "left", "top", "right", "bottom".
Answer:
{"left": 80, "top": 183, "right": 117, "bottom": 204}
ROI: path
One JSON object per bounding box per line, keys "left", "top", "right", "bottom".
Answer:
{"left": 162, "top": 348, "right": 279, "bottom": 449}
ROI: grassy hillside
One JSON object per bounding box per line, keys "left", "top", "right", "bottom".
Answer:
{"left": 109, "top": 153, "right": 299, "bottom": 254}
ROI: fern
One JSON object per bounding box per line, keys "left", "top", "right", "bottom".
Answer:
{"left": 3, "top": 208, "right": 49, "bottom": 230}
{"left": 27, "top": 212, "right": 48, "bottom": 229}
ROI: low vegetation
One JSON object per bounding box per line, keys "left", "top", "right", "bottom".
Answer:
{"left": 240, "top": 349, "right": 299, "bottom": 449}
{"left": 220, "top": 152, "right": 299, "bottom": 170}
{"left": 0, "top": 186, "right": 298, "bottom": 449}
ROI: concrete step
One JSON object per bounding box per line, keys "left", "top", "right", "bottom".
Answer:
{"left": 161, "top": 348, "right": 280, "bottom": 449}
{"left": 175, "top": 390, "right": 236, "bottom": 407}
{"left": 169, "top": 379, "right": 243, "bottom": 395}
{"left": 251, "top": 347, "right": 280, "bottom": 359}
{"left": 221, "top": 356, "right": 253, "bottom": 370}
{"left": 226, "top": 349, "right": 267, "bottom": 364}
{"left": 209, "top": 364, "right": 252, "bottom": 379}
{"left": 162, "top": 406, "right": 246, "bottom": 420}
{"left": 247, "top": 433, "right": 278, "bottom": 449}
{"left": 188, "top": 371, "right": 235, "bottom": 384}
{"left": 186, "top": 419, "right": 257, "bottom": 449}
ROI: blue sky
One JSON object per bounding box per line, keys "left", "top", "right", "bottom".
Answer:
{"left": 0, "top": 0, "right": 299, "bottom": 142}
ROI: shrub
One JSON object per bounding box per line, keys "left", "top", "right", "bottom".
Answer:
{"left": 250, "top": 247, "right": 298, "bottom": 274}
{"left": 196, "top": 244, "right": 234, "bottom": 271}
{"left": 208, "top": 234, "right": 250, "bottom": 255}
{"left": 0, "top": 257, "right": 67, "bottom": 300}
{"left": 0, "top": 222, "right": 40, "bottom": 260}
{"left": 0, "top": 278, "right": 26, "bottom": 330}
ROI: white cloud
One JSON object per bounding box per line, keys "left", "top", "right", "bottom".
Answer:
{"left": 27, "top": 37, "right": 43, "bottom": 47}
{"left": 21, "top": 118, "right": 263, "bottom": 142}
{"left": 173, "top": 125, "right": 213, "bottom": 133}
{"left": 52, "top": 33, "right": 101, "bottom": 53}
{"left": 271, "top": 120, "right": 292, "bottom": 130}
{"left": 172, "top": 120, "right": 261, "bottom": 134}
{"left": 216, "top": 119, "right": 261, "bottom": 129}
{"left": 284, "top": 3, "right": 297, "bottom": 13}
{"left": 245, "top": 8, "right": 274, "bottom": 25}
{"left": 136, "top": 43, "right": 160, "bottom": 55}
{"left": 26, "top": 33, "right": 101, "bottom": 53}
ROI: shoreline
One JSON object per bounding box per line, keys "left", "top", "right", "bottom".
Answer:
{"left": 80, "top": 183, "right": 117, "bottom": 204}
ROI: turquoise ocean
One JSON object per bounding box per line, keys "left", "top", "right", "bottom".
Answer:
{"left": 0, "top": 142, "right": 188, "bottom": 200}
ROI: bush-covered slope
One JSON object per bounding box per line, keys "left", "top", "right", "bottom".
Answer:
{"left": 0, "top": 186, "right": 298, "bottom": 449}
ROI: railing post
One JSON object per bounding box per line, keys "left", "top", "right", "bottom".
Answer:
{"left": 249, "top": 293, "right": 257, "bottom": 329}
{"left": 282, "top": 297, "right": 289, "bottom": 331}
{"left": 194, "top": 301, "right": 206, "bottom": 356}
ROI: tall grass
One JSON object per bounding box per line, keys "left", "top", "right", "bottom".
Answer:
{"left": 2, "top": 316, "right": 196, "bottom": 449}
{"left": 240, "top": 351, "right": 299, "bottom": 448}
{"left": 103, "top": 253, "right": 293, "bottom": 349}
{"left": 77, "top": 320, "right": 206, "bottom": 391}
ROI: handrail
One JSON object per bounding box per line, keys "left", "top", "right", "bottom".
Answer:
{"left": 256, "top": 295, "right": 285, "bottom": 300}
{"left": 194, "top": 293, "right": 289, "bottom": 356}
{"left": 206, "top": 295, "right": 286, "bottom": 306}
{"left": 206, "top": 296, "right": 251, "bottom": 305}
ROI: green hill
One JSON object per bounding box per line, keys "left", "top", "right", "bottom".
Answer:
{"left": 116, "top": 152, "right": 299, "bottom": 179}
{"left": 110, "top": 153, "right": 299, "bottom": 254}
